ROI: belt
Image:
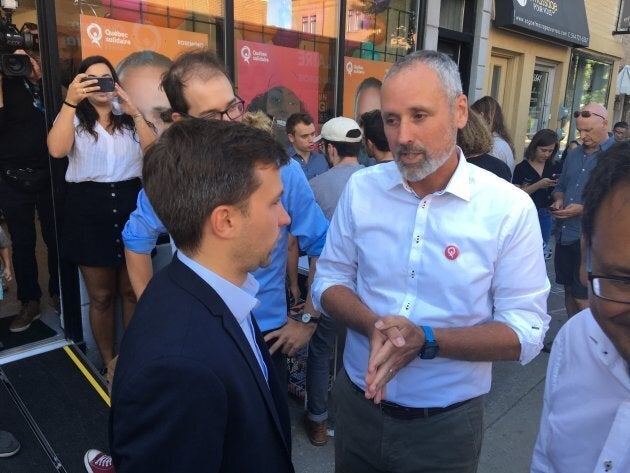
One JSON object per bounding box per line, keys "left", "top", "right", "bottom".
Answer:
{"left": 346, "top": 372, "right": 473, "bottom": 420}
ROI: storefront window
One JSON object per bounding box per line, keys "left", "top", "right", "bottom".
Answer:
{"left": 561, "top": 52, "right": 612, "bottom": 149}
{"left": 341, "top": 0, "right": 416, "bottom": 122}
{"left": 233, "top": 0, "right": 340, "bottom": 147}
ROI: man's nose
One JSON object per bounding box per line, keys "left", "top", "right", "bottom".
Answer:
{"left": 278, "top": 202, "right": 291, "bottom": 227}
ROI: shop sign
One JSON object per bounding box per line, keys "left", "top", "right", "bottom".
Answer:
{"left": 495, "top": 0, "right": 589, "bottom": 47}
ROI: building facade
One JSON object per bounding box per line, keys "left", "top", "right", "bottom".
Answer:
{"left": 1, "top": 0, "right": 624, "bottom": 345}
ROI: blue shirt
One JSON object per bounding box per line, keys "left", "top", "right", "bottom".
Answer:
{"left": 123, "top": 158, "right": 329, "bottom": 331}
{"left": 553, "top": 136, "right": 614, "bottom": 244}
{"left": 288, "top": 145, "right": 329, "bottom": 180}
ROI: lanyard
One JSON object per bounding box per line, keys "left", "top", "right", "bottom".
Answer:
{"left": 22, "top": 78, "right": 45, "bottom": 113}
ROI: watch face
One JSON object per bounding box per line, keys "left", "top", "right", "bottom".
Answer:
{"left": 301, "top": 313, "right": 312, "bottom": 323}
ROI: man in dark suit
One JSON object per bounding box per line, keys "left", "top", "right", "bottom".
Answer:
{"left": 110, "top": 118, "right": 294, "bottom": 472}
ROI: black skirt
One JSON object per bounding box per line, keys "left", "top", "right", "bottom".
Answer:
{"left": 61, "top": 178, "right": 141, "bottom": 267}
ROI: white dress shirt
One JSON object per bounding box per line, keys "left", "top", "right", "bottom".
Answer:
{"left": 312, "top": 153, "right": 550, "bottom": 407}
{"left": 532, "top": 309, "right": 630, "bottom": 473}
{"left": 177, "top": 251, "right": 269, "bottom": 383}
{"left": 65, "top": 115, "right": 142, "bottom": 183}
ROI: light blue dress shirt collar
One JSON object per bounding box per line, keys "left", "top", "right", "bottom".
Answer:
{"left": 176, "top": 251, "right": 269, "bottom": 382}
{"left": 177, "top": 250, "right": 260, "bottom": 323}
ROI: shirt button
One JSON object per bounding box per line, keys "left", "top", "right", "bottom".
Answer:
{"left": 110, "top": 183, "right": 115, "bottom": 188}
{"left": 113, "top": 209, "right": 117, "bottom": 213}
{"left": 111, "top": 192, "right": 116, "bottom": 197}
{"left": 117, "top": 253, "right": 122, "bottom": 258}
{"left": 115, "top": 238, "right": 121, "bottom": 243}
{"left": 114, "top": 224, "right": 119, "bottom": 228}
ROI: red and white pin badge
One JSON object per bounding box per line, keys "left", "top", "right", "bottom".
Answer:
{"left": 445, "top": 245, "right": 459, "bottom": 260}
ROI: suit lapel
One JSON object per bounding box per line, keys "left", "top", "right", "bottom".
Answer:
{"left": 167, "top": 257, "right": 291, "bottom": 455}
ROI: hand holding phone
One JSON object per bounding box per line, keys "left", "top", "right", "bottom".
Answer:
{"left": 80, "top": 76, "right": 115, "bottom": 93}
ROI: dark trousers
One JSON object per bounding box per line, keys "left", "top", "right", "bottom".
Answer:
{"left": 0, "top": 180, "right": 59, "bottom": 303}
{"left": 334, "top": 370, "right": 484, "bottom": 473}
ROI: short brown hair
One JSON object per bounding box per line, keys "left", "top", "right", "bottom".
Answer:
{"left": 143, "top": 119, "right": 288, "bottom": 254}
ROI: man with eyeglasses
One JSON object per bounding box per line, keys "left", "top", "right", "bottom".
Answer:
{"left": 550, "top": 104, "right": 615, "bottom": 317}
{"left": 122, "top": 50, "right": 328, "bottom": 384}
{"left": 532, "top": 142, "right": 630, "bottom": 473}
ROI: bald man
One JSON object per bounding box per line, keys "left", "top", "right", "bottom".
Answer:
{"left": 550, "top": 103, "right": 615, "bottom": 317}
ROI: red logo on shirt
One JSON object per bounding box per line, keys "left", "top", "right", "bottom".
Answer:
{"left": 445, "top": 245, "right": 459, "bottom": 260}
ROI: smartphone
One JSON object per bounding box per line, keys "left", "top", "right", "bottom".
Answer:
{"left": 81, "top": 76, "right": 115, "bottom": 92}
{"left": 552, "top": 173, "right": 561, "bottom": 180}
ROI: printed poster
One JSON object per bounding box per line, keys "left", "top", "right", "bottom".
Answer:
{"left": 80, "top": 15, "right": 208, "bottom": 64}
{"left": 342, "top": 56, "right": 391, "bottom": 121}
{"left": 237, "top": 40, "right": 320, "bottom": 129}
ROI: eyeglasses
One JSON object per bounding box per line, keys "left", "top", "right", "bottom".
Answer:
{"left": 586, "top": 246, "right": 630, "bottom": 304}
{"left": 179, "top": 96, "right": 245, "bottom": 122}
{"left": 573, "top": 110, "right": 606, "bottom": 120}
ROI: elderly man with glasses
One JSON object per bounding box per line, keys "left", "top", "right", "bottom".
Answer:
{"left": 550, "top": 103, "right": 615, "bottom": 318}
{"left": 532, "top": 141, "right": 630, "bottom": 473}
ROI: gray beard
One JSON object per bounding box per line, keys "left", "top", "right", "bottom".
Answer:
{"left": 394, "top": 146, "right": 452, "bottom": 182}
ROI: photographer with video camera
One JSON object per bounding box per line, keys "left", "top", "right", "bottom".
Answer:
{"left": 0, "top": 22, "right": 61, "bottom": 332}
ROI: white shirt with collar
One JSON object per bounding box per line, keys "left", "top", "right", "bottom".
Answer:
{"left": 177, "top": 251, "right": 269, "bottom": 382}
{"left": 65, "top": 115, "right": 142, "bottom": 183}
{"left": 312, "top": 150, "right": 551, "bottom": 407}
{"left": 532, "top": 309, "right": 630, "bottom": 473}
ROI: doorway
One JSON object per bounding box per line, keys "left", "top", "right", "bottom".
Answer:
{"left": 526, "top": 62, "right": 556, "bottom": 144}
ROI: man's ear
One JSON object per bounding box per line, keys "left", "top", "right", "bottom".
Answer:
{"left": 208, "top": 205, "right": 241, "bottom": 240}
{"left": 287, "top": 133, "right": 295, "bottom": 144}
{"left": 171, "top": 112, "right": 186, "bottom": 122}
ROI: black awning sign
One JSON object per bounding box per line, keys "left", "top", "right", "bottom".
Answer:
{"left": 495, "top": 0, "right": 590, "bottom": 48}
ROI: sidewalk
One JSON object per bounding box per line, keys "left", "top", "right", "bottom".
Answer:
{"left": 289, "top": 257, "right": 568, "bottom": 473}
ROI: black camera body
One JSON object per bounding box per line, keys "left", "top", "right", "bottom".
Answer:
{"left": 0, "top": 11, "right": 38, "bottom": 77}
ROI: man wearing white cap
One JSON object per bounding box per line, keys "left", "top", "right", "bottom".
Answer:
{"left": 310, "top": 117, "right": 365, "bottom": 220}
{"left": 302, "top": 116, "right": 364, "bottom": 446}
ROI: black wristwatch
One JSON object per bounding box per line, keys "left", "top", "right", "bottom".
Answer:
{"left": 288, "top": 312, "right": 320, "bottom": 324}
{"left": 419, "top": 326, "right": 439, "bottom": 359}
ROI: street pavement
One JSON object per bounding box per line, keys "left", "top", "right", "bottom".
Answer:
{"left": 288, "top": 254, "right": 568, "bottom": 473}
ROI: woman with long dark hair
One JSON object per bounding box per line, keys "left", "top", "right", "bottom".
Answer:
{"left": 48, "top": 55, "right": 156, "bottom": 371}
{"left": 512, "top": 128, "right": 559, "bottom": 260}
{"left": 471, "top": 96, "right": 516, "bottom": 173}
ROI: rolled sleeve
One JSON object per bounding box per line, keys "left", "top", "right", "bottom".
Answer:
{"left": 282, "top": 159, "right": 328, "bottom": 257}
{"left": 312, "top": 180, "right": 357, "bottom": 312}
{"left": 492, "top": 199, "right": 551, "bottom": 364}
{"left": 122, "top": 189, "right": 167, "bottom": 254}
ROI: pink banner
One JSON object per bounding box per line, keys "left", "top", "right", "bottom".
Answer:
{"left": 237, "top": 40, "right": 319, "bottom": 128}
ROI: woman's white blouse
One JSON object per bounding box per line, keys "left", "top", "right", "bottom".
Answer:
{"left": 64, "top": 115, "right": 142, "bottom": 183}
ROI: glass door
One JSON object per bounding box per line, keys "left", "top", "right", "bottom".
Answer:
{"left": 526, "top": 64, "right": 555, "bottom": 144}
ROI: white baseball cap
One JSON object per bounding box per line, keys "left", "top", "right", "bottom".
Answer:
{"left": 313, "top": 116, "right": 363, "bottom": 143}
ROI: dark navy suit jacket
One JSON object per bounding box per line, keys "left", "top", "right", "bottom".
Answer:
{"left": 110, "top": 256, "right": 294, "bottom": 473}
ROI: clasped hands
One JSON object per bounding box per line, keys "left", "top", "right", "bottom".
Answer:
{"left": 365, "top": 315, "right": 425, "bottom": 404}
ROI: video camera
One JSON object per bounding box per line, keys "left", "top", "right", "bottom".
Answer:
{"left": 0, "top": 0, "right": 38, "bottom": 77}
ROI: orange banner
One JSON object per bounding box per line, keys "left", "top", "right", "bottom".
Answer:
{"left": 342, "top": 57, "right": 392, "bottom": 121}
{"left": 79, "top": 15, "right": 208, "bottom": 65}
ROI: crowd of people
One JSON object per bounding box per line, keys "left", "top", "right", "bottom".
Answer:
{"left": 1, "top": 38, "right": 628, "bottom": 473}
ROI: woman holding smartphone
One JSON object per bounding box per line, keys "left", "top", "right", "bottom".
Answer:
{"left": 48, "top": 55, "right": 156, "bottom": 373}
{"left": 512, "top": 128, "right": 559, "bottom": 260}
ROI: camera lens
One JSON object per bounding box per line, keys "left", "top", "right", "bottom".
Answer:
{"left": 1, "top": 54, "right": 32, "bottom": 77}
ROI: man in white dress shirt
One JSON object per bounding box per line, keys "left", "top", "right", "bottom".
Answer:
{"left": 312, "top": 50, "right": 551, "bottom": 473}
{"left": 532, "top": 142, "right": 630, "bottom": 473}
